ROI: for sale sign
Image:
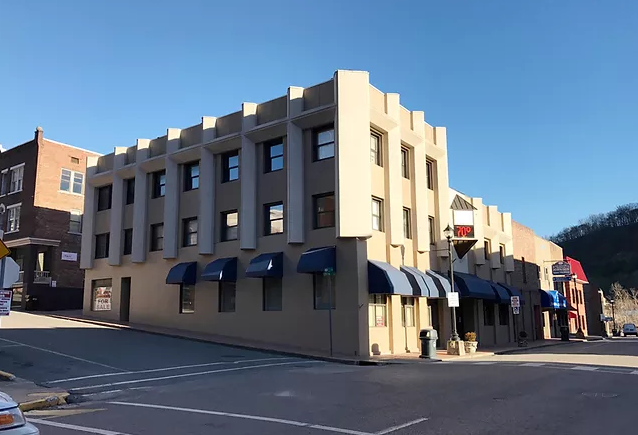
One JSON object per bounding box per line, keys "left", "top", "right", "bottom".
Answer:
{"left": 0, "top": 290, "right": 12, "bottom": 316}
{"left": 93, "top": 287, "right": 112, "bottom": 311}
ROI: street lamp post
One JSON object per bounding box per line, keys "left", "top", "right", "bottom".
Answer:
{"left": 572, "top": 273, "right": 585, "bottom": 338}
{"left": 444, "top": 225, "right": 460, "bottom": 341}
{"left": 610, "top": 299, "right": 617, "bottom": 335}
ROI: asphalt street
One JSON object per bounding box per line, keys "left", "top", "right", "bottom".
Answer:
{"left": 1, "top": 312, "right": 637, "bottom": 435}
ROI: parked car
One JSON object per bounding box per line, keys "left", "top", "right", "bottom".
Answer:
{"left": 622, "top": 323, "right": 638, "bottom": 337}
{"left": 0, "top": 392, "right": 39, "bottom": 434}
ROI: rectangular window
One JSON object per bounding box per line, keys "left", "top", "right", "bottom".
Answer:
{"left": 6, "top": 204, "right": 21, "bottom": 233}
{"left": 402, "top": 297, "right": 416, "bottom": 327}
{"left": 499, "top": 244, "right": 505, "bottom": 264}
{"left": 221, "top": 210, "right": 238, "bottom": 241}
{"left": 150, "top": 223, "right": 164, "bottom": 251}
{"left": 125, "top": 178, "right": 135, "bottom": 205}
{"left": 69, "top": 209, "right": 82, "bottom": 233}
{"left": 263, "top": 278, "right": 283, "bottom": 311}
{"left": 313, "top": 193, "right": 335, "bottom": 229}
{"left": 222, "top": 151, "right": 239, "bottom": 182}
{"left": 0, "top": 171, "right": 7, "bottom": 195}
{"left": 499, "top": 304, "right": 510, "bottom": 325}
{"left": 371, "top": 197, "right": 383, "bottom": 231}
{"left": 152, "top": 170, "right": 166, "bottom": 198}
{"left": 401, "top": 147, "right": 409, "bottom": 179}
{"left": 184, "top": 162, "right": 200, "bottom": 191}
{"left": 370, "top": 131, "right": 382, "bottom": 166}
{"left": 91, "top": 279, "right": 112, "bottom": 311}
{"left": 219, "top": 282, "right": 236, "bottom": 312}
{"left": 73, "top": 171, "right": 84, "bottom": 194}
{"left": 554, "top": 281, "right": 563, "bottom": 292}
{"left": 368, "top": 294, "right": 387, "bottom": 327}
{"left": 314, "top": 125, "right": 335, "bottom": 161}
{"left": 60, "top": 169, "right": 84, "bottom": 194}
{"left": 428, "top": 216, "right": 436, "bottom": 246}
{"left": 403, "top": 207, "right": 412, "bottom": 239}
{"left": 522, "top": 257, "right": 527, "bottom": 283}
{"left": 180, "top": 284, "right": 195, "bottom": 313}
{"left": 313, "top": 274, "right": 336, "bottom": 310}
{"left": 264, "top": 139, "right": 284, "bottom": 173}
{"left": 264, "top": 202, "right": 284, "bottom": 235}
{"left": 9, "top": 165, "right": 24, "bottom": 193}
{"left": 60, "top": 169, "right": 71, "bottom": 192}
{"left": 483, "top": 302, "right": 495, "bottom": 326}
{"left": 123, "top": 228, "right": 133, "bottom": 255}
{"left": 484, "top": 239, "right": 491, "bottom": 262}
{"left": 71, "top": 156, "right": 80, "bottom": 164}
{"left": 426, "top": 159, "right": 434, "bottom": 190}
{"left": 95, "top": 233, "right": 110, "bottom": 259}
{"left": 97, "top": 185, "right": 112, "bottom": 211}
{"left": 182, "top": 217, "right": 198, "bottom": 247}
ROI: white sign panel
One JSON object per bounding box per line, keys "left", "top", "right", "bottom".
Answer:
{"left": 513, "top": 306, "right": 520, "bottom": 315}
{"left": 51, "top": 280, "right": 57, "bottom": 288}
{"left": 453, "top": 210, "right": 474, "bottom": 225}
{"left": 510, "top": 296, "right": 521, "bottom": 308}
{"left": 447, "top": 292, "right": 460, "bottom": 308}
{"left": 0, "top": 290, "right": 12, "bottom": 316}
{"left": 93, "top": 287, "right": 112, "bottom": 311}
{"left": 0, "top": 257, "right": 20, "bottom": 288}
{"left": 61, "top": 252, "right": 78, "bottom": 262}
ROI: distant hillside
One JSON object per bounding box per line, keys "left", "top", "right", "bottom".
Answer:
{"left": 551, "top": 204, "right": 638, "bottom": 294}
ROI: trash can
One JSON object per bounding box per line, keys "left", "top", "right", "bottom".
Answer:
{"left": 419, "top": 328, "right": 438, "bottom": 359}
{"left": 560, "top": 326, "right": 570, "bottom": 341}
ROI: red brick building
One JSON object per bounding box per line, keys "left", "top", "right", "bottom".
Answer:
{"left": 0, "top": 127, "right": 100, "bottom": 310}
{"left": 563, "top": 256, "right": 589, "bottom": 336}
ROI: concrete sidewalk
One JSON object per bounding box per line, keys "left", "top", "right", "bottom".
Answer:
{"left": 0, "top": 378, "right": 68, "bottom": 412}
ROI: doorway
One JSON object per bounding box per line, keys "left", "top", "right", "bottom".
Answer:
{"left": 120, "top": 277, "right": 131, "bottom": 322}
{"left": 428, "top": 299, "right": 441, "bottom": 348}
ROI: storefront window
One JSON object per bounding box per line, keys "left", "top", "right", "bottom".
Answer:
{"left": 483, "top": 302, "right": 495, "bottom": 326}
{"left": 499, "top": 304, "right": 509, "bottom": 325}
{"left": 180, "top": 285, "right": 195, "bottom": 314}
{"left": 368, "top": 294, "right": 387, "bottom": 327}
{"left": 402, "top": 297, "right": 415, "bottom": 327}
{"left": 91, "top": 279, "right": 112, "bottom": 311}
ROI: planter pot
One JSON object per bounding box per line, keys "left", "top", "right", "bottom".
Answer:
{"left": 464, "top": 341, "right": 478, "bottom": 354}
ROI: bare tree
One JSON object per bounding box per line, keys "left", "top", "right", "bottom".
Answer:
{"left": 551, "top": 203, "right": 638, "bottom": 243}
{"left": 607, "top": 282, "right": 638, "bottom": 327}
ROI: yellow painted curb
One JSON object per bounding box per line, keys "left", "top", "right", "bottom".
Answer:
{"left": 19, "top": 393, "right": 69, "bottom": 412}
{"left": 0, "top": 370, "right": 16, "bottom": 381}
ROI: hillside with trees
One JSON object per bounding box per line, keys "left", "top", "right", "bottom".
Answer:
{"left": 551, "top": 203, "right": 638, "bottom": 294}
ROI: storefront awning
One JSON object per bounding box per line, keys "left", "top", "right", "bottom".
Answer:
{"left": 246, "top": 252, "right": 283, "bottom": 278}
{"left": 497, "top": 283, "right": 525, "bottom": 303}
{"left": 454, "top": 272, "right": 498, "bottom": 301}
{"left": 201, "top": 257, "right": 237, "bottom": 282}
{"left": 368, "top": 260, "right": 412, "bottom": 296}
{"left": 425, "top": 270, "right": 459, "bottom": 297}
{"left": 166, "top": 262, "right": 197, "bottom": 285}
{"left": 400, "top": 266, "right": 430, "bottom": 297}
{"left": 297, "top": 246, "right": 336, "bottom": 274}
{"left": 490, "top": 282, "right": 510, "bottom": 304}
{"left": 539, "top": 290, "right": 567, "bottom": 309}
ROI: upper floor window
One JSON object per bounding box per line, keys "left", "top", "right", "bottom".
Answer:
{"left": 123, "top": 228, "right": 133, "bottom": 255}
{"left": 0, "top": 171, "right": 7, "bottom": 195}
{"left": 97, "top": 185, "right": 112, "bottom": 211}
{"left": 60, "top": 169, "right": 84, "bottom": 195}
{"left": 484, "top": 239, "right": 491, "bottom": 262}
{"left": 426, "top": 159, "right": 434, "bottom": 190}
{"left": 402, "top": 207, "right": 412, "bottom": 239}
{"left": 69, "top": 209, "right": 82, "bottom": 233}
{"left": 221, "top": 210, "right": 238, "bottom": 241}
{"left": 428, "top": 216, "right": 436, "bottom": 245}
{"left": 184, "top": 162, "right": 199, "bottom": 191}
{"left": 499, "top": 244, "right": 506, "bottom": 264}
{"left": 264, "top": 139, "right": 284, "bottom": 173}
{"left": 182, "top": 217, "right": 198, "bottom": 247}
{"left": 401, "top": 147, "right": 410, "bottom": 179}
{"left": 314, "top": 126, "right": 335, "bottom": 161}
{"left": 6, "top": 204, "right": 21, "bottom": 233}
{"left": 152, "top": 170, "right": 166, "bottom": 198}
{"left": 125, "top": 178, "right": 135, "bottom": 205}
{"left": 9, "top": 164, "right": 24, "bottom": 193}
{"left": 264, "top": 202, "right": 284, "bottom": 235}
{"left": 222, "top": 151, "right": 239, "bottom": 183}
{"left": 95, "top": 233, "right": 109, "bottom": 259}
{"left": 150, "top": 223, "right": 164, "bottom": 251}
{"left": 370, "top": 131, "right": 382, "bottom": 166}
{"left": 372, "top": 197, "right": 383, "bottom": 231}
{"left": 522, "top": 257, "right": 527, "bottom": 283}
{"left": 313, "top": 192, "right": 335, "bottom": 229}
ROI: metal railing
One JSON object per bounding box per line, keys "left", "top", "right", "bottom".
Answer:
{"left": 33, "top": 271, "right": 51, "bottom": 284}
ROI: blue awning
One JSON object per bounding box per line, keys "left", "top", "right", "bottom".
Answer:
{"left": 400, "top": 266, "right": 429, "bottom": 297}
{"left": 368, "top": 260, "right": 412, "bottom": 296}
{"left": 540, "top": 290, "right": 567, "bottom": 309}
{"left": 454, "top": 272, "right": 498, "bottom": 301}
{"left": 490, "top": 282, "right": 510, "bottom": 304}
{"left": 425, "top": 270, "right": 459, "bottom": 297}
{"left": 166, "top": 262, "right": 197, "bottom": 285}
{"left": 201, "top": 257, "right": 237, "bottom": 282}
{"left": 246, "top": 252, "right": 283, "bottom": 278}
{"left": 297, "top": 246, "right": 336, "bottom": 274}
{"left": 497, "top": 283, "right": 525, "bottom": 303}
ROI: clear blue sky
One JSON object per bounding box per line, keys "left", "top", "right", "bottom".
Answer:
{"left": 1, "top": 0, "right": 636, "bottom": 237}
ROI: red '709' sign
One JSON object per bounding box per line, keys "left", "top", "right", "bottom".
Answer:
{"left": 454, "top": 225, "right": 475, "bottom": 238}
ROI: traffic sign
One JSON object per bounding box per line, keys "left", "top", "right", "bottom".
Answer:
{"left": 447, "top": 292, "right": 460, "bottom": 308}
{"left": 552, "top": 261, "right": 572, "bottom": 276}
{"left": 553, "top": 276, "right": 571, "bottom": 282}
{"left": 512, "top": 306, "right": 520, "bottom": 315}
{"left": 0, "top": 240, "right": 9, "bottom": 261}
{"left": 510, "top": 296, "right": 521, "bottom": 308}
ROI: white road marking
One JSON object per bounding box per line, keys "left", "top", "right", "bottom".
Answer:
{"left": 520, "top": 362, "right": 546, "bottom": 367}
{"left": 375, "top": 418, "right": 430, "bottom": 434}
{"left": 72, "top": 360, "right": 318, "bottom": 391}
{"left": 110, "top": 401, "right": 427, "bottom": 435}
{"left": 571, "top": 366, "right": 598, "bottom": 371}
{"left": 631, "top": 370, "right": 638, "bottom": 375}
{"left": 47, "top": 357, "right": 291, "bottom": 383}
{"left": 0, "top": 343, "right": 25, "bottom": 348}
{"left": 0, "top": 337, "right": 122, "bottom": 371}
{"left": 29, "top": 418, "right": 133, "bottom": 435}
{"left": 473, "top": 362, "right": 496, "bottom": 365}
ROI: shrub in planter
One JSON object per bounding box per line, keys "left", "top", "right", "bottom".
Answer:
{"left": 464, "top": 332, "right": 478, "bottom": 354}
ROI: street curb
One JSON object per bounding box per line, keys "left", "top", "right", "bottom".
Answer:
{"left": 46, "top": 314, "right": 384, "bottom": 366}
{"left": 19, "top": 393, "right": 69, "bottom": 412}
{"left": 494, "top": 340, "right": 580, "bottom": 355}
{"left": 0, "top": 370, "right": 16, "bottom": 382}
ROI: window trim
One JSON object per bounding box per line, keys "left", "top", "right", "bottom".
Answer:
{"left": 400, "top": 147, "right": 410, "bottom": 179}
{"left": 152, "top": 170, "right": 166, "bottom": 199}
{"left": 264, "top": 202, "right": 284, "bottom": 236}
{"left": 264, "top": 138, "right": 284, "bottom": 173}
{"left": 5, "top": 203, "right": 21, "bottom": 234}
{"left": 221, "top": 210, "right": 239, "bottom": 242}
{"left": 372, "top": 197, "right": 384, "bottom": 232}
{"left": 94, "top": 233, "right": 110, "bottom": 259}
{"left": 313, "top": 125, "right": 335, "bottom": 162}
{"left": 183, "top": 161, "right": 200, "bottom": 192}
{"left": 484, "top": 239, "right": 491, "bottom": 262}
{"left": 69, "top": 209, "right": 82, "bottom": 234}
{"left": 8, "top": 163, "right": 25, "bottom": 194}
{"left": 125, "top": 178, "right": 135, "bottom": 205}
{"left": 97, "top": 185, "right": 112, "bottom": 211}
{"left": 313, "top": 192, "right": 335, "bottom": 229}
{"left": 0, "top": 169, "right": 8, "bottom": 196}
{"left": 59, "top": 168, "right": 85, "bottom": 195}
{"left": 402, "top": 207, "right": 412, "bottom": 239}
{"left": 499, "top": 244, "right": 506, "bottom": 264}
{"left": 182, "top": 217, "right": 198, "bottom": 247}
{"left": 370, "top": 130, "right": 382, "bottom": 166}
{"left": 222, "top": 151, "right": 240, "bottom": 183}
{"left": 150, "top": 223, "right": 164, "bottom": 252}
{"left": 428, "top": 216, "right": 436, "bottom": 246}
{"left": 426, "top": 159, "right": 434, "bottom": 190}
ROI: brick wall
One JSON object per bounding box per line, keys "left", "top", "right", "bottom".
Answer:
{"left": 511, "top": 221, "right": 539, "bottom": 291}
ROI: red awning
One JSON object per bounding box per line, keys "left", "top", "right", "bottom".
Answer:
{"left": 569, "top": 311, "right": 577, "bottom": 319}
{"left": 565, "top": 256, "right": 589, "bottom": 283}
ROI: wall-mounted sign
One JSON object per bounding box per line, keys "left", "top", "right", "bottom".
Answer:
{"left": 93, "top": 286, "right": 112, "bottom": 311}
{"left": 553, "top": 276, "right": 571, "bottom": 282}
{"left": 0, "top": 290, "right": 12, "bottom": 316}
{"left": 454, "top": 225, "right": 475, "bottom": 238}
{"left": 552, "top": 261, "right": 571, "bottom": 276}
{"left": 447, "top": 292, "right": 460, "bottom": 308}
{"left": 61, "top": 252, "right": 78, "bottom": 262}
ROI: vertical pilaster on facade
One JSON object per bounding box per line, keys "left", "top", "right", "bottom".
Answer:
{"left": 502, "top": 212, "right": 515, "bottom": 272}
{"left": 240, "top": 103, "right": 258, "bottom": 250}
{"left": 163, "top": 128, "right": 181, "bottom": 259}
{"left": 199, "top": 147, "right": 215, "bottom": 254}
{"left": 385, "top": 93, "right": 403, "bottom": 246}
{"left": 132, "top": 139, "right": 150, "bottom": 263}
{"left": 411, "top": 111, "right": 429, "bottom": 252}
{"left": 488, "top": 206, "right": 500, "bottom": 269}
{"left": 286, "top": 87, "right": 305, "bottom": 244}
{"left": 80, "top": 157, "right": 98, "bottom": 270}
{"left": 434, "top": 127, "right": 451, "bottom": 257}
{"left": 472, "top": 198, "right": 486, "bottom": 265}
{"left": 108, "top": 147, "right": 127, "bottom": 266}
{"left": 202, "top": 116, "right": 217, "bottom": 143}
